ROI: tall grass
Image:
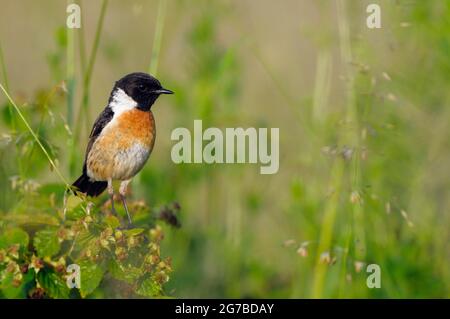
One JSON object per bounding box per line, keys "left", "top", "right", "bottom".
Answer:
{"left": 0, "top": 0, "right": 449, "bottom": 299}
{"left": 148, "top": 0, "right": 167, "bottom": 76}
{"left": 0, "top": 83, "right": 69, "bottom": 187}
{"left": 73, "top": 0, "right": 108, "bottom": 144}
{"left": 70, "top": 0, "right": 108, "bottom": 176}
{"left": 0, "top": 42, "right": 13, "bottom": 131}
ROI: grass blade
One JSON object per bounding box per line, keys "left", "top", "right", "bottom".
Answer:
{"left": 0, "top": 83, "right": 70, "bottom": 186}
{"left": 148, "top": 0, "right": 167, "bottom": 76}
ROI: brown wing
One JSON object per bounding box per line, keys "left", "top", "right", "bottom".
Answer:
{"left": 83, "top": 107, "right": 114, "bottom": 172}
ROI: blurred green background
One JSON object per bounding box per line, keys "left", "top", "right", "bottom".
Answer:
{"left": 0, "top": 0, "right": 449, "bottom": 298}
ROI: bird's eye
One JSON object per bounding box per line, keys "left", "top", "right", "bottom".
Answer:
{"left": 138, "top": 84, "right": 147, "bottom": 92}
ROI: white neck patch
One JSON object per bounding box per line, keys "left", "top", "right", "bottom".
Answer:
{"left": 109, "top": 88, "right": 137, "bottom": 116}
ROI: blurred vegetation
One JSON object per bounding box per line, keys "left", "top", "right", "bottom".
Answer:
{"left": 0, "top": 0, "right": 449, "bottom": 298}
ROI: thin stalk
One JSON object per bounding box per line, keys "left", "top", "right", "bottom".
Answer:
{"left": 76, "top": 0, "right": 87, "bottom": 74}
{"left": 136, "top": 0, "right": 167, "bottom": 187}
{"left": 0, "top": 40, "right": 25, "bottom": 176}
{"left": 66, "top": 0, "right": 77, "bottom": 176}
{"left": 0, "top": 83, "right": 70, "bottom": 187}
{"left": 74, "top": 0, "right": 108, "bottom": 142}
{"left": 312, "top": 50, "right": 332, "bottom": 123}
{"left": 311, "top": 160, "right": 344, "bottom": 298}
{"left": 148, "top": 0, "right": 167, "bottom": 76}
{"left": 336, "top": 0, "right": 366, "bottom": 263}
{"left": 251, "top": 44, "right": 299, "bottom": 115}
{"left": 335, "top": 0, "right": 365, "bottom": 297}
{"left": 71, "top": 0, "right": 108, "bottom": 176}
{"left": 23, "top": 85, "right": 60, "bottom": 176}
{"left": 311, "top": 0, "right": 365, "bottom": 298}
{"left": 0, "top": 41, "right": 14, "bottom": 130}
{"left": 66, "top": 7, "right": 76, "bottom": 128}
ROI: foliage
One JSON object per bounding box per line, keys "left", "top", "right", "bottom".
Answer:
{"left": 1, "top": 0, "right": 449, "bottom": 299}
{"left": 0, "top": 191, "right": 176, "bottom": 299}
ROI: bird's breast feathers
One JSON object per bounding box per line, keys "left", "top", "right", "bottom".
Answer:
{"left": 86, "top": 108, "right": 156, "bottom": 181}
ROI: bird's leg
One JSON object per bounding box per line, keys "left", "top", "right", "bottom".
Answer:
{"left": 107, "top": 178, "right": 117, "bottom": 215}
{"left": 119, "top": 179, "right": 132, "bottom": 225}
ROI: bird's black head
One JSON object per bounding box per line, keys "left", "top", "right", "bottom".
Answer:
{"left": 112, "top": 72, "right": 173, "bottom": 111}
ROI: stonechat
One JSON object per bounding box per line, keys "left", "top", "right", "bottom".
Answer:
{"left": 72, "top": 72, "right": 173, "bottom": 224}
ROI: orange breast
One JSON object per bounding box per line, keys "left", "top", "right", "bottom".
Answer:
{"left": 114, "top": 108, "right": 156, "bottom": 148}
{"left": 86, "top": 109, "right": 156, "bottom": 181}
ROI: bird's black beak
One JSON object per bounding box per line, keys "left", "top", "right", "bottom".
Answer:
{"left": 154, "top": 88, "right": 174, "bottom": 95}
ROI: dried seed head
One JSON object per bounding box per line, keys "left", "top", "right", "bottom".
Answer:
{"left": 354, "top": 261, "right": 365, "bottom": 273}
{"left": 30, "top": 255, "right": 44, "bottom": 273}
{"left": 385, "top": 202, "right": 391, "bottom": 214}
{"left": 361, "top": 148, "right": 368, "bottom": 161}
{"left": 386, "top": 93, "right": 397, "bottom": 102}
{"left": 297, "top": 246, "right": 308, "bottom": 257}
{"left": 342, "top": 146, "right": 353, "bottom": 161}
{"left": 320, "top": 252, "right": 331, "bottom": 264}
{"left": 382, "top": 72, "right": 391, "bottom": 81}
{"left": 350, "top": 191, "right": 360, "bottom": 204}
{"left": 149, "top": 225, "right": 164, "bottom": 242}
{"left": 7, "top": 244, "right": 20, "bottom": 260}
{"left": 283, "top": 239, "right": 296, "bottom": 247}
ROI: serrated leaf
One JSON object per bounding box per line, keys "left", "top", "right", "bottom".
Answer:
{"left": 64, "top": 195, "right": 85, "bottom": 220}
{"left": 124, "top": 228, "right": 145, "bottom": 237}
{"left": 136, "top": 275, "right": 161, "bottom": 297}
{"left": 34, "top": 228, "right": 60, "bottom": 258}
{"left": 0, "top": 228, "right": 29, "bottom": 249}
{"left": 104, "top": 216, "right": 120, "bottom": 229}
{"left": 66, "top": 194, "right": 83, "bottom": 211}
{"left": 64, "top": 207, "right": 85, "bottom": 220}
{"left": 0, "top": 272, "right": 25, "bottom": 298}
{"left": 108, "top": 259, "right": 142, "bottom": 284}
{"left": 78, "top": 259, "right": 105, "bottom": 297}
{"left": 37, "top": 268, "right": 70, "bottom": 299}
{"left": 7, "top": 270, "right": 34, "bottom": 298}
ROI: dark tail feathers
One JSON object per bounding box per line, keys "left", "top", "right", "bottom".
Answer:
{"left": 72, "top": 173, "right": 107, "bottom": 197}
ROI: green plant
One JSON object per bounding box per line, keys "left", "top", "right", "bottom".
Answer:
{"left": 0, "top": 191, "right": 177, "bottom": 298}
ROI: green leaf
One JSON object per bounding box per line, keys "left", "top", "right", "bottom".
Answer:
{"left": 65, "top": 194, "right": 83, "bottom": 211}
{"left": 78, "top": 259, "right": 105, "bottom": 298}
{"left": 109, "top": 259, "right": 142, "bottom": 284}
{"left": 124, "top": 228, "right": 145, "bottom": 237}
{"left": 104, "top": 215, "right": 120, "bottom": 229}
{"left": 37, "top": 268, "right": 70, "bottom": 299}
{"left": 64, "top": 194, "right": 85, "bottom": 220}
{"left": 136, "top": 275, "right": 161, "bottom": 297}
{"left": 0, "top": 228, "right": 29, "bottom": 249}
{"left": 0, "top": 272, "right": 27, "bottom": 298}
{"left": 33, "top": 228, "right": 60, "bottom": 258}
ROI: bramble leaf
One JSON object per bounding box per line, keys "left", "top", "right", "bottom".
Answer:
{"left": 109, "top": 259, "right": 142, "bottom": 284}
{"left": 37, "top": 268, "right": 70, "bottom": 299}
{"left": 34, "top": 228, "right": 60, "bottom": 258}
{"left": 0, "top": 228, "right": 29, "bottom": 249}
{"left": 78, "top": 259, "right": 105, "bottom": 297}
{"left": 104, "top": 215, "right": 120, "bottom": 229}
{"left": 124, "top": 228, "right": 145, "bottom": 237}
{"left": 136, "top": 275, "right": 162, "bottom": 297}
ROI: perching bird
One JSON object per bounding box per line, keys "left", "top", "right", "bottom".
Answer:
{"left": 72, "top": 72, "right": 173, "bottom": 224}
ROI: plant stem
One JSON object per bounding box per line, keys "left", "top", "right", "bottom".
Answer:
{"left": 70, "top": 0, "right": 108, "bottom": 176}
{"left": 0, "top": 41, "right": 14, "bottom": 130}
{"left": 67, "top": 7, "right": 76, "bottom": 129}
{"left": 0, "top": 83, "right": 70, "bottom": 187}
{"left": 148, "top": 0, "right": 167, "bottom": 76}
{"left": 311, "top": 160, "right": 344, "bottom": 298}
{"left": 77, "top": 0, "right": 87, "bottom": 74}
{"left": 74, "top": 0, "right": 108, "bottom": 142}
